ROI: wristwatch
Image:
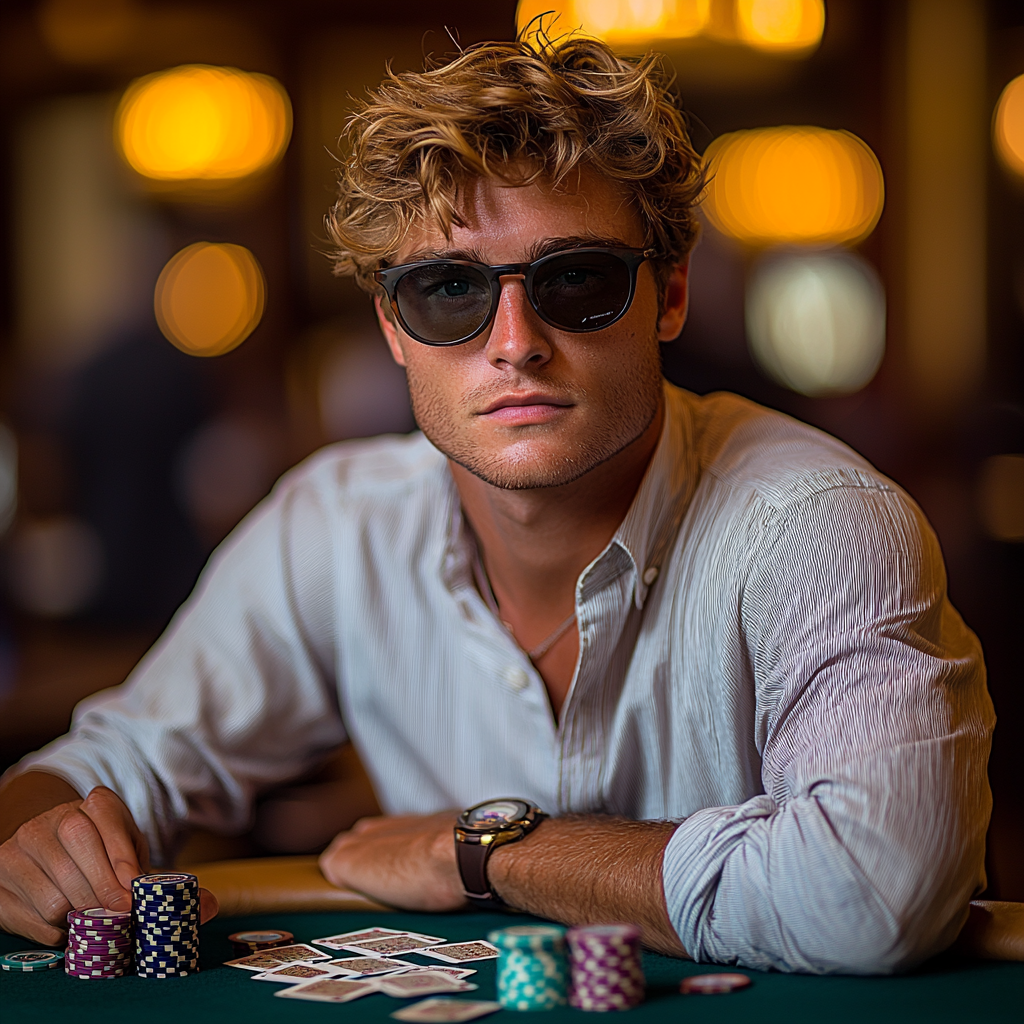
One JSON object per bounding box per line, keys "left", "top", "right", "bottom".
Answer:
{"left": 454, "top": 798, "right": 547, "bottom": 909}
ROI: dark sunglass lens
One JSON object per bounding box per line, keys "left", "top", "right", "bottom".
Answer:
{"left": 394, "top": 264, "right": 491, "bottom": 343}
{"left": 533, "top": 252, "right": 632, "bottom": 331}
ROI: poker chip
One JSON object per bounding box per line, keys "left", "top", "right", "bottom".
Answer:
{"left": 65, "top": 907, "right": 132, "bottom": 980}
{"left": 1, "top": 950, "right": 66, "bottom": 971}
{"left": 489, "top": 925, "right": 568, "bottom": 1011}
{"left": 132, "top": 872, "right": 200, "bottom": 979}
{"left": 228, "top": 929, "right": 294, "bottom": 956}
{"left": 680, "top": 972, "right": 752, "bottom": 995}
{"left": 566, "top": 924, "right": 645, "bottom": 1011}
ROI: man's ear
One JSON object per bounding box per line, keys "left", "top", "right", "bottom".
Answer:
{"left": 656, "top": 260, "right": 690, "bottom": 343}
{"left": 374, "top": 294, "right": 407, "bottom": 367}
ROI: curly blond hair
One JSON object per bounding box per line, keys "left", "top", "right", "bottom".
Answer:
{"left": 326, "top": 32, "right": 705, "bottom": 295}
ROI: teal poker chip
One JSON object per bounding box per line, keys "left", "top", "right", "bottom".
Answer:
{"left": 490, "top": 927, "right": 568, "bottom": 1012}
{"left": 1, "top": 950, "right": 66, "bottom": 971}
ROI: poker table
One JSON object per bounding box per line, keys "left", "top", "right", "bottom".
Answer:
{"left": 2, "top": 909, "right": 1022, "bottom": 1023}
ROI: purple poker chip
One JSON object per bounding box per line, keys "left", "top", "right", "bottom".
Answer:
{"left": 567, "top": 924, "right": 645, "bottom": 1011}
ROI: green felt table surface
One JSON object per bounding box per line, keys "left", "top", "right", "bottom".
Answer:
{"left": 2, "top": 910, "right": 1021, "bottom": 1023}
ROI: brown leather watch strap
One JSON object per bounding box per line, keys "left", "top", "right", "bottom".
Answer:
{"left": 456, "top": 840, "right": 506, "bottom": 908}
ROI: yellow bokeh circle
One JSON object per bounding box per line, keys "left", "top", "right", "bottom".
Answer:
{"left": 155, "top": 243, "right": 265, "bottom": 357}
{"left": 703, "top": 126, "right": 884, "bottom": 247}
{"left": 735, "top": 0, "right": 825, "bottom": 52}
{"left": 515, "top": 0, "right": 822, "bottom": 51}
{"left": 994, "top": 74, "right": 1024, "bottom": 179}
{"left": 117, "top": 65, "right": 292, "bottom": 181}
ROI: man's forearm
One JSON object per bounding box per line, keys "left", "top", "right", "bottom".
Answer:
{"left": 0, "top": 770, "right": 81, "bottom": 845}
{"left": 486, "top": 816, "right": 687, "bottom": 957}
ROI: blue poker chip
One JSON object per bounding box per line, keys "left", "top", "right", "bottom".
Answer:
{"left": 1, "top": 950, "right": 66, "bottom": 971}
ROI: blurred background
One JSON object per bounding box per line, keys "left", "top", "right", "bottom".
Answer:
{"left": 0, "top": 0, "right": 1021, "bottom": 894}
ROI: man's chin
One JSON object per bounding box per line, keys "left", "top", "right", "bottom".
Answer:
{"left": 442, "top": 439, "right": 625, "bottom": 491}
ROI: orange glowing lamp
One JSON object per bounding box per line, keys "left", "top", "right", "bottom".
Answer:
{"left": 702, "top": 126, "right": 884, "bottom": 247}
{"left": 994, "top": 74, "right": 1024, "bottom": 180}
{"left": 117, "top": 65, "right": 291, "bottom": 182}
{"left": 155, "top": 243, "right": 265, "bottom": 357}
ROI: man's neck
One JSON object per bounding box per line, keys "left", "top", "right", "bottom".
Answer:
{"left": 450, "top": 402, "right": 665, "bottom": 631}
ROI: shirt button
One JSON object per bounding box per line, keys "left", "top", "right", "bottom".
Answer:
{"left": 643, "top": 566, "right": 660, "bottom": 585}
{"left": 504, "top": 666, "right": 530, "bottom": 692}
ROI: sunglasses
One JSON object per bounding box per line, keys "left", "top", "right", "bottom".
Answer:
{"left": 374, "top": 246, "right": 657, "bottom": 346}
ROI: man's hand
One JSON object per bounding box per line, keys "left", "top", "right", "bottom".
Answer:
{"left": 319, "top": 812, "right": 466, "bottom": 912}
{"left": 0, "top": 784, "right": 217, "bottom": 945}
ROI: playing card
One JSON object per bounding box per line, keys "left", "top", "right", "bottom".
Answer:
{"left": 344, "top": 933, "right": 446, "bottom": 957}
{"left": 378, "top": 971, "right": 478, "bottom": 998}
{"left": 252, "top": 962, "right": 342, "bottom": 983}
{"left": 274, "top": 977, "right": 377, "bottom": 1003}
{"left": 392, "top": 966, "right": 477, "bottom": 980}
{"left": 313, "top": 927, "right": 407, "bottom": 950}
{"left": 419, "top": 941, "right": 500, "bottom": 963}
{"left": 390, "top": 999, "right": 502, "bottom": 1022}
{"left": 225, "top": 943, "right": 331, "bottom": 970}
{"left": 328, "top": 956, "right": 416, "bottom": 976}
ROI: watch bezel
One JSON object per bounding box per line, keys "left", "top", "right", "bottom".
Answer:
{"left": 455, "top": 798, "right": 545, "bottom": 843}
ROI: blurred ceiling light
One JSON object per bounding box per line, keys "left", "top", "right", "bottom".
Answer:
{"left": 0, "top": 426, "right": 16, "bottom": 536}
{"left": 155, "top": 243, "right": 265, "bottom": 357}
{"left": 993, "top": 74, "right": 1024, "bottom": 179}
{"left": 703, "top": 126, "right": 884, "bottom": 247}
{"left": 517, "top": 0, "right": 711, "bottom": 44}
{"left": 745, "top": 249, "right": 886, "bottom": 396}
{"left": 977, "top": 454, "right": 1024, "bottom": 542}
{"left": 116, "top": 65, "right": 291, "bottom": 182}
{"left": 38, "top": 0, "right": 139, "bottom": 65}
{"left": 734, "top": 0, "right": 824, "bottom": 53}
{"left": 515, "top": 0, "right": 821, "bottom": 52}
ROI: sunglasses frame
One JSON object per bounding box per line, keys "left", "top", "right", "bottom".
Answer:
{"left": 374, "top": 246, "right": 658, "bottom": 346}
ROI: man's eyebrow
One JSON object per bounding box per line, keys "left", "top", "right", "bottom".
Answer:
{"left": 396, "top": 235, "right": 635, "bottom": 266}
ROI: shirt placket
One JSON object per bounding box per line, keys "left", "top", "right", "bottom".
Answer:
{"left": 555, "top": 545, "right": 637, "bottom": 814}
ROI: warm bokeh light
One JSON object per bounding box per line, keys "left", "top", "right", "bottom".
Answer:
{"left": 516, "top": 0, "right": 821, "bottom": 51}
{"left": 703, "top": 126, "right": 884, "bottom": 247}
{"left": 155, "top": 243, "right": 265, "bottom": 357}
{"left": 745, "top": 249, "right": 886, "bottom": 397}
{"left": 993, "top": 74, "right": 1024, "bottom": 179}
{"left": 516, "top": 0, "right": 709, "bottom": 45}
{"left": 977, "top": 455, "right": 1024, "bottom": 542}
{"left": 116, "top": 65, "right": 292, "bottom": 182}
{"left": 734, "top": 0, "right": 824, "bottom": 52}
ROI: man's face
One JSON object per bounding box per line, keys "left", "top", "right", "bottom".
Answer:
{"left": 376, "top": 169, "right": 684, "bottom": 490}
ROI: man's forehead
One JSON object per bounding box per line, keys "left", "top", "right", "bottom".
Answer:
{"left": 394, "top": 169, "right": 643, "bottom": 263}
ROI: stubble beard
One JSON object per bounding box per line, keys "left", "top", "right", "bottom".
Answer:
{"left": 405, "top": 341, "right": 665, "bottom": 490}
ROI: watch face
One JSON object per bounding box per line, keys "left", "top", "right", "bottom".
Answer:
{"left": 465, "top": 799, "right": 530, "bottom": 827}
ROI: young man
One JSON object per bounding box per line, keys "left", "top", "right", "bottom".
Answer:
{"left": 0, "top": 36, "right": 993, "bottom": 974}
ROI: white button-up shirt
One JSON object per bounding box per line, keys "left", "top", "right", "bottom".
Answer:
{"left": 15, "top": 384, "right": 993, "bottom": 975}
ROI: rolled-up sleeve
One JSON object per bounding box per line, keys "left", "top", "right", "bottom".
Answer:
{"left": 662, "top": 485, "right": 994, "bottom": 974}
{"left": 7, "top": 464, "right": 347, "bottom": 865}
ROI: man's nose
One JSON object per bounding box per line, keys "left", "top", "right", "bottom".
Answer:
{"left": 483, "top": 276, "right": 553, "bottom": 370}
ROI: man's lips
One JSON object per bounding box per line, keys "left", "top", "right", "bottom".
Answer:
{"left": 477, "top": 392, "right": 574, "bottom": 426}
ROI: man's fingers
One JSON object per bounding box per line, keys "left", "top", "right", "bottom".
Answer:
{"left": 55, "top": 805, "right": 132, "bottom": 912}
{"left": 17, "top": 812, "right": 102, "bottom": 917}
{"left": 199, "top": 887, "right": 219, "bottom": 924}
{"left": 80, "top": 787, "right": 145, "bottom": 892}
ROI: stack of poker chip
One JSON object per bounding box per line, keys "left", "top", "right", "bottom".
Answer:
{"left": 489, "top": 924, "right": 568, "bottom": 1011}
{"left": 133, "top": 872, "right": 200, "bottom": 979}
{"left": 66, "top": 908, "right": 133, "bottom": 979}
{"left": 228, "top": 929, "right": 293, "bottom": 957}
{"left": 567, "top": 924, "right": 645, "bottom": 1011}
